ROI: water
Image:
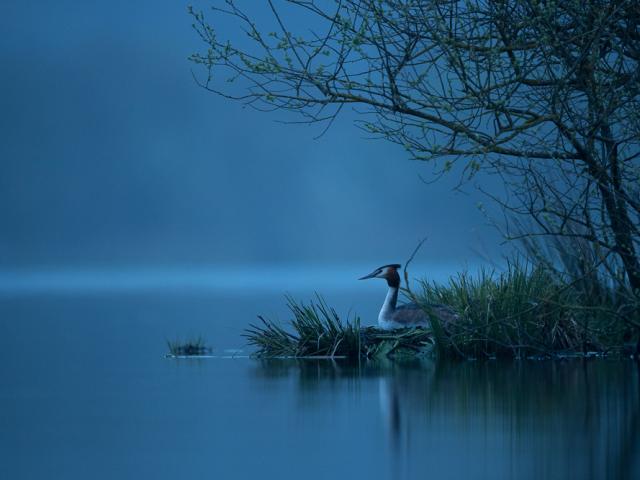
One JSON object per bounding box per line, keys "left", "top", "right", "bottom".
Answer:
{"left": 1, "top": 273, "right": 638, "bottom": 480}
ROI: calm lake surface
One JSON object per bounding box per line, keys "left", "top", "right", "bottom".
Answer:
{"left": 1, "top": 269, "right": 639, "bottom": 479}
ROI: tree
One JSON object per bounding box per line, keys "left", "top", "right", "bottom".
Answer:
{"left": 189, "top": 0, "right": 640, "bottom": 295}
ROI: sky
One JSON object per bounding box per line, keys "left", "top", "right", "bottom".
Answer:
{"left": 0, "top": 1, "right": 504, "bottom": 270}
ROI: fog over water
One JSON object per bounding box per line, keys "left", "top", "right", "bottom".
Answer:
{"left": 0, "top": 0, "right": 502, "bottom": 272}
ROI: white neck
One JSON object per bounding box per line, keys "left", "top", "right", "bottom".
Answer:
{"left": 378, "top": 286, "right": 398, "bottom": 324}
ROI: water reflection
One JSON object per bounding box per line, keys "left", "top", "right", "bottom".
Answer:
{"left": 252, "top": 359, "right": 640, "bottom": 480}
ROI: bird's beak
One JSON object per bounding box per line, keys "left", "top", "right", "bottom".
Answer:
{"left": 358, "top": 270, "right": 378, "bottom": 280}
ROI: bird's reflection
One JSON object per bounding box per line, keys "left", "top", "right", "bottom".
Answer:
{"left": 377, "top": 374, "right": 401, "bottom": 446}
{"left": 251, "top": 358, "right": 640, "bottom": 479}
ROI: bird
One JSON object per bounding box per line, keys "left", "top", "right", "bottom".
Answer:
{"left": 358, "top": 263, "right": 458, "bottom": 331}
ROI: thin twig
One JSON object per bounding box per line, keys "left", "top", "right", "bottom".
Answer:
{"left": 403, "top": 237, "right": 428, "bottom": 302}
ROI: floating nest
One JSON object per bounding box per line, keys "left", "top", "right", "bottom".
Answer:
{"left": 359, "top": 326, "right": 435, "bottom": 358}
{"left": 244, "top": 295, "right": 436, "bottom": 359}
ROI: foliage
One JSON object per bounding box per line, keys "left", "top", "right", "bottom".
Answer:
{"left": 418, "top": 261, "right": 631, "bottom": 358}
{"left": 244, "top": 295, "right": 364, "bottom": 357}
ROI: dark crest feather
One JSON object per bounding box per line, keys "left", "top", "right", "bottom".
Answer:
{"left": 379, "top": 263, "right": 401, "bottom": 270}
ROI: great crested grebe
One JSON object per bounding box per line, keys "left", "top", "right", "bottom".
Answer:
{"left": 359, "top": 263, "right": 458, "bottom": 331}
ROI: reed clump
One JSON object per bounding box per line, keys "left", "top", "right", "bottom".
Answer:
{"left": 417, "top": 260, "right": 633, "bottom": 358}
{"left": 245, "top": 295, "right": 362, "bottom": 358}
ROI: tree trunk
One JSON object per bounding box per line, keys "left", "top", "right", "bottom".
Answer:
{"left": 592, "top": 167, "right": 640, "bottom": 292}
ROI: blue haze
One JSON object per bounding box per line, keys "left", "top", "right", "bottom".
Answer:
{"left": 0, "top": 0, "right": 501, "bottom": 271}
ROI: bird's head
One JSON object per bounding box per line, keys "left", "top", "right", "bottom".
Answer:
{"left": 358, "top": 264, "right": 401, "bottom": 288}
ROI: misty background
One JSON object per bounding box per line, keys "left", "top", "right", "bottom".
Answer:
{"left": 0, "top": 0, "right": 503, "bottom": 275}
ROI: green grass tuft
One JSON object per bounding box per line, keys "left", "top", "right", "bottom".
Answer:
{"left": 416, "top": 259, "right": 635, "bottom": 358}
{"left": 244, "top": 294, "right": 363, "bottom": 358}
